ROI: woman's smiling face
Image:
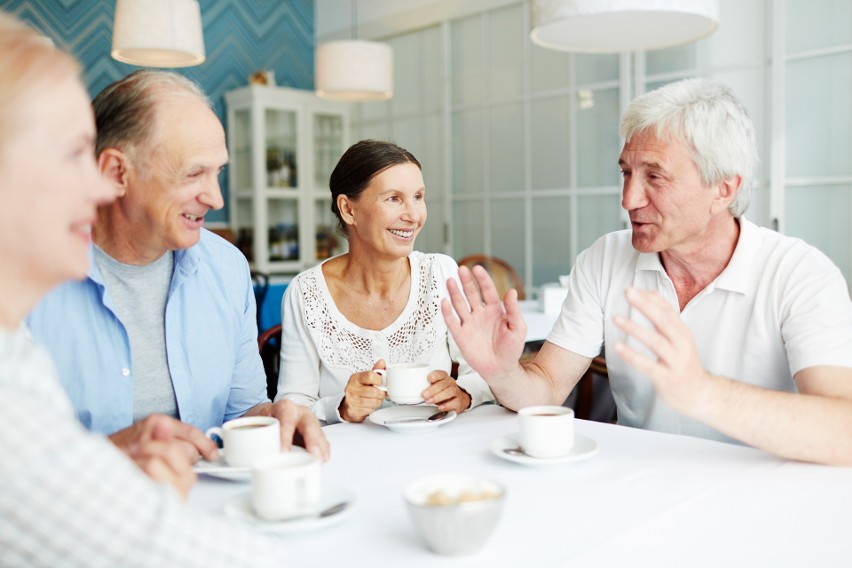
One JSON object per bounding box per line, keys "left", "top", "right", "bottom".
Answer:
{"left": 341, "top": 162, "right": 427, "bottom": 259}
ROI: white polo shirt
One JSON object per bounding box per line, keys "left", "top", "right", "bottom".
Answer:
{"left": 547, "top": 219, "right": 852, "bottom": 443}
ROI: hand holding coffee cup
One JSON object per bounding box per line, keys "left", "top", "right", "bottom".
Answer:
{"left": 518, "top": 406, "right": 575, "bottom": 458}
{"left": 205, "top": 416, "right": 281, "bottom": 467}
{"left": 340, "top": 364, "right": 391, "bottom": 423}
{"left": 375, "top": 363, "right": 432, "bottom": 405}
{"left": 252, "top": 451, "right": 322, "bottom": 521}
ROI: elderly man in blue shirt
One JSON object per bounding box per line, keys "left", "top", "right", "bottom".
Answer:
{"left": 27, "top": 70, "right": 329, "bottom": 463}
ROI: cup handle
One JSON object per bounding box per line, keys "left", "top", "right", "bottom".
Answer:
{"left": 205, "top": 426, "right": 223, "bottom": 443}
{"left": 373, "top": 368, "right": 388, "bottom": 392}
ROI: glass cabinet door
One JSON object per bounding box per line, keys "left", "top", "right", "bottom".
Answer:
{"left": 314, "top": 199, "right": 345, "bottom": 260}
{"left": 267, "top": 199, "right": 300, "bottom": 261}
{"left": 265, "top": 109, "right": 298, "bottom": 189}
{"left": 313, "top": 114, "right": 344, "bottom": 189}
{"left": 233, "top": 110, "right": 252, "bottom": 190}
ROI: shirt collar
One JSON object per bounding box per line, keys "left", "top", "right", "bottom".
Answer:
{"left": 714, "top": 218, "right": 759, "bottom": 294}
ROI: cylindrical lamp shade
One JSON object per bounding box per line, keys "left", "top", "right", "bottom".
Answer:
{"left": 530, "top": 0, "right": 719, "bottom": 53}
{"left": 316, "top": 40, "right": 393, "bottom": 102}
{"left": 112, "top": 0, "right": 205, "bottom": 67}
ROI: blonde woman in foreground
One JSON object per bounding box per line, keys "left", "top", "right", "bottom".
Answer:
{"left": 0, "top": 12, "right": 294, "bottom": 567}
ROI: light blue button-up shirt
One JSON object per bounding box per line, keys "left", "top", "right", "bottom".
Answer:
{"left": 27, "top": 230, "right": 269, "bottom": 434}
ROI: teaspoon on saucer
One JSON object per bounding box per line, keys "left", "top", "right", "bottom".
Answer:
{"left": 503, "top": 446, "right": 528, "bottom": 457}
{"left": 272, "top": 501, "right": 350, "bottom": 523}
{"left": 383, "top": 410, "right": 450, "bottom": 425}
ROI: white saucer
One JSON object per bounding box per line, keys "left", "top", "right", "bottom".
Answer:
{"left": 368, "top": 405, "right": 457, "bottom": 433}
{"left": 224, "top": 485, "right": 356, "bottom": 533}
{"left": 490, "top": 434, "right": 598, "bottom": 466}
{"left": 194, "top": 446, "right": 307, "bottom": 482}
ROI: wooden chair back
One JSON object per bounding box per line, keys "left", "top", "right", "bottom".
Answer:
{"left": 257, "top": 323, "right": 282, "bottom": 400}
{"left": 456, "top": 254, "right": 526, "bottom": 300}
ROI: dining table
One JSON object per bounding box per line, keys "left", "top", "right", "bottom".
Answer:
{"left": 189, "top": 405, "right": 852, "bottom": 567}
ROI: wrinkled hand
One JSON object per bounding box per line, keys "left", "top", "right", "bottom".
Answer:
{"left": 246, "top": 400, "right": 330, "bottom": 462}
{"left": 441, "top": 265, "right": 527, "bottom": 380}
{"left": 613, "top": 288, "right": 713, "bottom": 414}
{"left": 108, "top": 414, "right": 219, "bottom": 463}
{"left": 339, "top": 360, "right": 387, "bottom": 423}
{"left": 422, "top": 370, "right": 471, "bottom": 414}
{"left": 115, "top": 417, "right": 198, "bottom": 500}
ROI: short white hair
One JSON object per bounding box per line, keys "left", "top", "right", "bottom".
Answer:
{"left": 619, "top": 78, "right": 758, "bottom": 218}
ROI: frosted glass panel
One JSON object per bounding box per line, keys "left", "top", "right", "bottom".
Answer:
{"left": 452, "top": 200, "right": 485, "bottom": 259}
{"left": 786, "top": 0, "right": 852, "bottom": 53}
{"left": 422, "top": 26, "right": 443, "bottom": 113}
{"left": 490, "top": 199, "right": 526, "bottom": 282}
{"left": 451, "top": 15, "right": 483, "bottom": 105}
{"left": 577, "top": 87, "right": 621, "bottom": 187}
{"left": 786, "top": 53, "right": 852, "bottom": 178}
{"left": 576, "top": 194, "right": 622, "bottom": 252}
{"left": 531, "top": 43, "right": 570, "bottom": 92}
{"left": 391, "top": 33, "right": 420, "bottom": 117}
{"left": 489, "top": 4, "right": 524, "bottom": 100}
{"left": 356, "top": 98, "right": 388, "bottom": 123}
{"left": 416, "top": 115, "right": 446, "bottom": 254}
{"left": 700, "top": 0, "right": 764, "bottom": 67}
{"left": 531, "top": 97, "right": 570, "bottom": 190}
{"left": 646, "top": 44, "right": 696, "bottom": 76}
{"left": 532, "top": 197, "right": 572, "bottom": 286}
{"left": 785, "top": 184, "right": 851, "bottom": 282}
{"left": 575, "top": 54, "right": 620, "bottom": 85}
{"left": 452, "top": 109, "right": 484, "bottom": 195}
{"left": 489, "top": 103, "right": 524, "bottom": 193}
{"left": 392, "top": 116, "right": 422, "bottom": 159}
{"left": 357, "top": 122, "right": 390, "bottom": 142}
{"left": 421, "top": 114, "right": 444, "bottom": 194}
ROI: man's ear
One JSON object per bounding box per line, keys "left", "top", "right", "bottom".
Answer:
{"left": 97, "top": 148, "right": 129, "bottom": 198}
{"left": 712, "top": 174, "right": 741, "bottom": 213}
{"left": 337, "top": 194, "right": 356, "bottom": 227}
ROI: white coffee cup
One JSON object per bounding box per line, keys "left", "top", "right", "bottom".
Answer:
{"left": 252, "top": 451, "right": 322, "bottom": 521}
{"left": 205, "top": 416, "right": 280, "bottom": 468}
{"left": 518, "top": 405, "right": 575, "bottom": 458}
{"left": 375, "top": 363, "right": 431, "bottom": 404}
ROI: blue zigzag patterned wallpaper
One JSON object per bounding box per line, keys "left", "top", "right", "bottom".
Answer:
{"left": 1, "top": 0, "right": 315, "bottom": 224}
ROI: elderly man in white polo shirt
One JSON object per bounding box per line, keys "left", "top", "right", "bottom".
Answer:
{"left": 442, "top": 78, "right": 852, "bottom": 465}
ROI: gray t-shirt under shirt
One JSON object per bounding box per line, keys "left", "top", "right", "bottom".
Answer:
{"left": 94, "top": 245, "right": 178, "bottom": 422}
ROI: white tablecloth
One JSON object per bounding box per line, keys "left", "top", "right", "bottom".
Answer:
{"left": 189, "top": 405, "right": 852, "bottom": 567}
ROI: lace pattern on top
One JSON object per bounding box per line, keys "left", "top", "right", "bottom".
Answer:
{"left": 301, "top": 255, "right": 442, "bottom": 372}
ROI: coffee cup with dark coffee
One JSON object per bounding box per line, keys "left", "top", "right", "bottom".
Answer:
{"left": 517, "top": 405, "right": 574, "bottom": 458}
{"left": 205, "top": 416, "right": 280, "bottom": 467}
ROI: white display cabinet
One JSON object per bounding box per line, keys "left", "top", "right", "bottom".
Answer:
{"left": 225, "top": 86, "right": 350, "bottom": 273}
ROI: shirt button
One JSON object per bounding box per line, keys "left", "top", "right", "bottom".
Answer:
{"left": 121, "top": 368, "right": 131, "bottom": 377}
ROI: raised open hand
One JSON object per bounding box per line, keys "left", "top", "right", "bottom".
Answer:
{"left": 441, "top": 265, "right": 527, "bottom": 381}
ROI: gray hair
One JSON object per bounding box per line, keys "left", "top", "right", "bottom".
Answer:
{"left": 92, "top": 69, "right": 212, "bottom": 161}
{"left": 619, "top": 78, "right": 758, "bottom": 218}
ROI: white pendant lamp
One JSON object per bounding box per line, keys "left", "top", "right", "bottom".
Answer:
{"left": 315, "top": 1, "right": 393, "bottom": 101}
{"left": 530, "top": 0, "right": 719, "bottom": 53}
{"left": 112, "top": 0, "right": 205, "bottom": 68}
{"left": 316, "top": 40, "right": 393, "bottom": 101}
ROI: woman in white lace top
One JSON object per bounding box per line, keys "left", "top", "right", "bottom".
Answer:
{"left": 275, "top": 140, "right": 494, "bottom": 423}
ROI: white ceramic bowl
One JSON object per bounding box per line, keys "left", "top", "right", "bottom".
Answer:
{"left": 403, "top": 473, "right": 505, "bottom": 556}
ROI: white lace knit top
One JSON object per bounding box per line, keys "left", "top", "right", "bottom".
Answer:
{"left": 274, "top": 252, "right": 494, "bottom": 423}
